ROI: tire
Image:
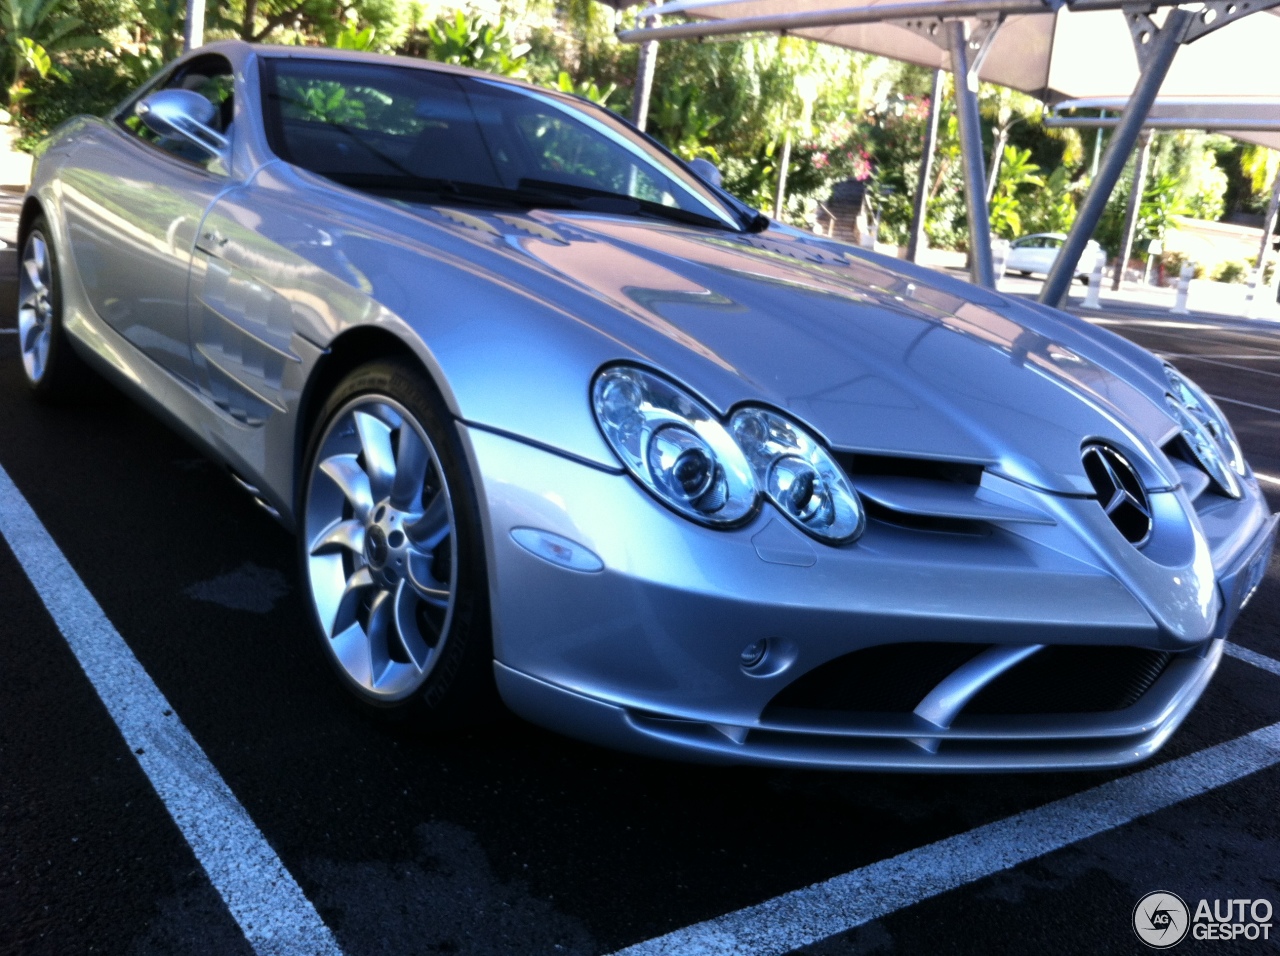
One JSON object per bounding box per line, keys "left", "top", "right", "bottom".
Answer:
{"left": 298, "top": 358, "right": 494, "bottom": 727}
{"left": 16, "top": 216, "right": 91, "bottom": 401}
{"left": 1078, "top": 276, "right": 1091, "bottom": 286}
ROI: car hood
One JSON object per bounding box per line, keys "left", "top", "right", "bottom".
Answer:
{"left": 396, "top": 202, "right": 1180, "bottom": 496}
{"left": 464, "top": 210, "right": 1179, "bottom": 496}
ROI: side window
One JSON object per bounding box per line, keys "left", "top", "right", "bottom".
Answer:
{"left": 119, "top": 54, "right": 234, "bottom": 168}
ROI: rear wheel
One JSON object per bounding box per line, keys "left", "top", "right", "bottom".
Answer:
{"left": 299, "top": 359, "right": 493, "bottom": 725}
{"left": 17, "top": 217, "right": 90, "bottom": 400}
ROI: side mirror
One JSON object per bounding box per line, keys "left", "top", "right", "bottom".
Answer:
{"left": 136, "top": 89, "right": 229, "bottom": 161}
{"left": 688, "top": 157, "right": 723, "bottom": 188}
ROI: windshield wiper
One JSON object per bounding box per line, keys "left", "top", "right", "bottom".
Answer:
{"left": 320, "top": 173, "right": 733, "bottom": 230}
{"left": 514, "top": 179, "right": 733, "bottom": 230}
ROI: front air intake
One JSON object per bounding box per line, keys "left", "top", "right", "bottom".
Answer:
{"left": 1081, "top": 444, "right": 1152, "bottom": 545}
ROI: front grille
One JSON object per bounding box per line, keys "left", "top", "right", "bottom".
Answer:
{"left": 763, "top": 642, "right": 1175, "bottom": 721}
{"left": 764, "top": 642, "right": 989, "bottom": 715}
{"left": 965, "top": 645, "right": 1173, "bottom": 714}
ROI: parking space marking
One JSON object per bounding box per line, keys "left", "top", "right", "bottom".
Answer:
{"left": 1158, "top": 352, "right": 1280, "bottom": 361}
{"left": 1226, "top": 642, "right": 1280, "bottom": 679}
{"left": 0, "top": 327, "right": 15, "bottom": 334}
{"left": 1254, "top": 473, "right": 1280, "bottom": 487}
{"left": 611, "top": 703, "right": 1280, "bottom": 955}
{"left": 0, "top": 462, "right": 345, "bottom": 956}
{"left": 1210, "top": 394, "right": 1280, "bottom": 416}
{"left": 1088, "top": 318, "right": 1233, "bottom": 331}
{"left": 1162, "top": 356, "right": 1280, "bottom": 380}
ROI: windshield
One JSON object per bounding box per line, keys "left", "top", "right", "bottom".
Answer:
{"left": 260, "top": 57, "right": 742, "bottom": 231}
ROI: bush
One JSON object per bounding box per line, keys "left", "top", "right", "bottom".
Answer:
{"left": 1211, "top": 260, "right": 1250, "bottom": 284}
{"left": 1161, "top": 251, "right": 1205, "bottom": 280}
{"left": 12, "top": 60, "right": 135, "bottom": 150}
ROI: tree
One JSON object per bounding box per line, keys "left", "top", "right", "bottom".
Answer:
{"left": 980, "top": 84, "right": 1040, "bottom": 203}
{"left": 988, "top": 145, "right": 1043, "bottom": 238}
{"left": 0, "top": 0, "right": 101, "bottom": 110}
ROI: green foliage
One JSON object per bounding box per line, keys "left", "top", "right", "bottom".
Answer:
{"left": 988, "top": 144, "right": 1042, "bottom": 239}
{"left": 859, "top": 92, "right": 964, "bottom": 248}
{"left": 1021, "top": 165, "right": 1078, "bottom": 235}
{"left": 418, "top": 10, "right": 529, "bottom": 78}
{"left": 10, "top": 58, "right": 129, "bottom": 146}
{"left": 553, "top": 69, "right": 615, "bottom": 107}
{"left": 334, "top": 10, "right": 378, "bottom": 51}
{"left": 1139, "top": 172, "right": 1183, "bottom": 243}
{"left": 1161, "top": 251, "right": 1205, "bottom": 280}
{"left": 1211, "top": 260, "right": 1250, "bottom": 284}
{"left": 0, "top": 0, "right": 103, "bottom": 108}
{"left": 1150, "top": 131, "right": 1227, "bottom": 223}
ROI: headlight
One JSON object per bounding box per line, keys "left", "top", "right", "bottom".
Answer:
{"left": 592, "top": 366, "right": 758, "bottom": 526}
{"left": 1164, "top": 364, "right": 1246, "bottom": 497}
{"left": 730, "top": 407, "right": 865, "bottom": 543}
{"left": 1164, "top": 364, "right": 1245, "bottom": 476}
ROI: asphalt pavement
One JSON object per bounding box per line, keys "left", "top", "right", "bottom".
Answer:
{"left": 1, "top": 245, "right": 1279, "bottom": 955}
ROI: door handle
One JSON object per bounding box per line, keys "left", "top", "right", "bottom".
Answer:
{"left": 202, "top": 229, "right": 229, "bottom": 247}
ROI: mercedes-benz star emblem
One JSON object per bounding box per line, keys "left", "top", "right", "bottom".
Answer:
{"left": 1082, "top": 444, "right": 1152, "bottom": 546}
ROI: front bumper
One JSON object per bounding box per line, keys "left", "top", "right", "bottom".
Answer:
{"left": 463, "top": 425, "right": 1276, "bottom": 771}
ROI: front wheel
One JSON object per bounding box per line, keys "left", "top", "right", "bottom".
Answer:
{"left": 17, "top": 216, "right": 91, "bottom": 400}
{"left": 299, "top": 359, "right": 493, "bottom": 725}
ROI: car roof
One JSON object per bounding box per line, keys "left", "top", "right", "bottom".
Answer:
{"left": 197, "top": 39, "right": 554, "bottom": 95}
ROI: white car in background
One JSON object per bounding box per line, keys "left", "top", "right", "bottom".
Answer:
{"left": 1006, "top": 233, "right": 1104, "bottom": 281}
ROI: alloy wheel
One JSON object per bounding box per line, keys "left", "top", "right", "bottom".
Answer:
{"left": 304, "top": 396, "right": 458, "bottom": 702}
{"left": 18, "top": 232, "right": 54, "bottom": 384}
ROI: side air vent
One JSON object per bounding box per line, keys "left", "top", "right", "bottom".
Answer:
{"left": 1081, "top": 444, "right": 1152, "bottom": 546}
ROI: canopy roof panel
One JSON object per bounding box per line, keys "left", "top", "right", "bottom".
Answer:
{"left": 636, "top": 1, "right": 1280, "bottom": 102}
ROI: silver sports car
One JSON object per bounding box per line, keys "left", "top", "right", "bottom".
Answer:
{"left": 18, "top": 42, "right": 1276, "bottom": 770}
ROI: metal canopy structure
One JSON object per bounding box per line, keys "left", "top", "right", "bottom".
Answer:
{"left": 619, "top": 0, "right": 1280, "bottom": 305}
{"left": 1047, "top": 96, "right": 1280, "bottom": 150}
{"left": 1047, "top": 95, "right": 1280, "bottom": 304}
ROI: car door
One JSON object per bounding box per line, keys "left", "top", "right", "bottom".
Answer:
{"left": 1038, "top": 237, "right": 1064, "bottom": 275}
{"left": 56, "top": 53, "right": 237, "bottom": 386}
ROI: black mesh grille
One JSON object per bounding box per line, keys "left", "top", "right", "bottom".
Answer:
{"left": 965, "top": 646, "right": 1173, "bottom": 715}
{"left": 765, "top": 642, "right": 989, "bottom": 715}
{"left": 763, "top": 642, "right": 1175, "bottom": 721}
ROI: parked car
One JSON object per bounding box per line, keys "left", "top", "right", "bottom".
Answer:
{"left": 17, "top": 43, "right": 1275, "bottom": 770}
{"left": 1005, "top": 232, "right": 1104, "bottom": 282}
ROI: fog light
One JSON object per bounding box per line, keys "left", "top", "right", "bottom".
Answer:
{"left": 740, "top": 639, "right": 768, "bottom": 668}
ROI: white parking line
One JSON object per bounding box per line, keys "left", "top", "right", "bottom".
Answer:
{"left": 610, "top": 646, "right": 1280, "bottom": 956}
{"left": 1159, "top": 352, "right": 1280, "bottom": 361}
{"left": 0, "top": 463, "right": 344, "bottom": 956}
{"left": 0, "top": 327, "right": 16, "bottom": 334}
{"left": 1166, "top": 356, "right": 1280, "bottom": 380}
{"left": 1255, "top": 473, "right": 1280, "bottom": 488}
{"left": 1226, "top": 642, "right": 1280, "bottom": 679}
{"left": 1211, "top": 394, "right": 1280, "bottom": 416}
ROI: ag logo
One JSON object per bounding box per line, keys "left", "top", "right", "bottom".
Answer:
{"left": 1134, "top": 891, "right": 1190, "bottom": 948}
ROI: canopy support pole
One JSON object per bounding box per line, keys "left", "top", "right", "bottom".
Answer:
{"left": 946, "top": 20, "right": 998, "bottom": 288}
{"left": 184, "top": 0, "right": 206, "bottom": 50}
{"left": 1254, "top": 168, "right": 1280, "bottom": 272}
{"left": 631, "top": 0, "right": 664, "bottom": 131}
{"left": 1111, "top": 129, "right": 1154, "bottom": 291}
{"left": 906, "top": 69, "right": 945, "bottom": 263}
{"left": 1041, "top": 4, "right": 1205, "bottom": 308}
